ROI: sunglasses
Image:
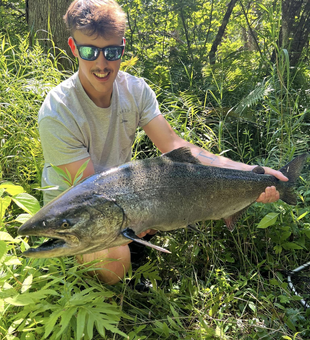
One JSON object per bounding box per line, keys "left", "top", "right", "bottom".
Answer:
{"left": 73, "top": 37, "right": 125, "bottom": 61}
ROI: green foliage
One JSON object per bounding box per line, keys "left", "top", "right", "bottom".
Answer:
{"left": 51, "top": 159, "right": 90, "bottom": 189}
{"left": 0, "top": 1, "right": 27, "bottom": 44}
{"left": 1, "top": 0, "right": 310, "bottom": 338}
{"left": 0, "top": 33, "right": 73, "bottom": 199}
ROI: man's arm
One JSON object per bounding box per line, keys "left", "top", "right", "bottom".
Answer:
{"left": 57, "top": 157, "right": 95, "bottom": 183}
{"left": 143, "top": 115, "right": 288, "bottom": 203}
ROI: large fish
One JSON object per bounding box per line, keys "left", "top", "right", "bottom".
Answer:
{"left": 18, "top": 147, "right": 307, "bottom": 258}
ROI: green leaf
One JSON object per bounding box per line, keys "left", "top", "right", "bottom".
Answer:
{"left": 0, "top": 241, "right": 7, "bottom": 263}
{"left": 76, "top": 308, "right": 87, "bottom": 340}
{"left": 5, "top": 289, "right": 58, "bottom": 306}
{"left": 0, "top": 231, "right": 14, "bottom": 241}
{"left": 297, "top": 211, "right": 308, "bottom": 221}
{"left": 21, "top": 274, "right": 33, "bottom": 293}
{"left": 5, "top": 294, "right": 35, "bottom": 306}
{"left": 279, "top": 295, "right": 290, "bottom": 304}
{"left": 86, "top": 314, "right": 95, "bottom": 339}
{"left": 95, "top": 319, "right": 106, "bottom": 338}
{"left": 57, "top": 307, "right": 77, "bottom": 338}
{"left": 304, "top": 229, "right": 310, "bottom": 239}
{"left": 11, "top": 193, "right": 40, "bottom": 215}
{"left": 170, "top": 305, "right": 182, "bottom": 326}
{"left": 51, "top": 164, "right": 69, "bottom": 179}
{"left": 51, "top": 164, "right": 72, "bottom": 186}
{"left": 269, "top": 278, "right": 279, "bottom": 286}
{"left": 280, "top": 231, "right": 291, "bottom": 241}
{"left": 15, "top": 213, "right": 32, "bottom": 224}
{"left": 0, "top": 196, "right": 11, "bottom": 219}
{"left": 257, "top": 3, "right": 269, "bottom": 13}
{"left": 248, "top": 301, "right": 256, "bottom": 312}
{"left": 257, "top": 213, "right": 279, "bottom": 229}
{"left": 100, "top": 320, "right": 128, "bottom": 338}
{"left": 274, "top": 245, "right": 283, "bottom": 254}
{"left": 4, "top": 256, "right": 22, "bottom": 266}
{"left": 282, "top": 242, "right": 304, "bottom": 250}
{"left": 73, "top": 159, "right": 90, "bottom": 185}
{"left": 44, "top": 309, "right": 63, "bottom": 338}
{"left": 73, "top": 173, "right": 83, "bottom": 186}
{"left": 0, "top": 182, "right": 24, "bottom": 196}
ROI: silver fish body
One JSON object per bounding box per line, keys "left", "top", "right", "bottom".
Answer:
{"left": 18, "top": 147, "right": 308, "bottom": 258}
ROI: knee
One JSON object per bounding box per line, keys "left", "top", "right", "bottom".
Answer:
{"left": 77, "top": 245, "right": 131, "bottom": 285}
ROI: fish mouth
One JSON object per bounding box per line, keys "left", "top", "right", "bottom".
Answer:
{"left": 23, "top": 238, "right": 66, "bottom": 256}
{"left": 21, "top": 233, "right": 80, "bottom": 258}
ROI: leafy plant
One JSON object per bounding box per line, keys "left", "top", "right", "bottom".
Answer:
{"left": 51, "top": 159, "right": 90, "bottom": 189}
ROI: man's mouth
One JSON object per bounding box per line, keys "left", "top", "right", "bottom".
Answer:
{"left": 93, "top": 72, "right": 110, "bottom": 79}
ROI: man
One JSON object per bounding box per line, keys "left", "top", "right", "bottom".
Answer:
{"left": 38, "top": 0, "right": 287, "bottom": 284}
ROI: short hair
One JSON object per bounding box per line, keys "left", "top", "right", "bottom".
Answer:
{"left": 63, "top": 0, "right": 126, "bottom": 38}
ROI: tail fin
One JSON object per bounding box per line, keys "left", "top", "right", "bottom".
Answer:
{"left": 280, "top": 154, "right": 308, "bottom": 205}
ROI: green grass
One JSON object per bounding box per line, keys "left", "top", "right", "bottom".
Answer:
{"left": 0, "top": 34, "right": 73, "bottom": 197}
{"left": 1, "top": 33, "right": 310, "bottom": 340}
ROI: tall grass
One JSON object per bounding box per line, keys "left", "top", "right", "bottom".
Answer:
{"left": 0, "top": 34, "right": 73, "bottom": 196}
{"left": 1, "top": 32, "right": 310, "bottom": 340}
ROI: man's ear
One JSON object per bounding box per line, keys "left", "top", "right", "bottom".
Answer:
{"left": 68, "top": 37, "right": 78, "bottom": 57}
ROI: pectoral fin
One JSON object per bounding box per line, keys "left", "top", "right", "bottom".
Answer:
{"left": 121, "top": 228, "right": 171, "bottom": 254}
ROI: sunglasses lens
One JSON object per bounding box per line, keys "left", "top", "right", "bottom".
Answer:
{"left": 79, "top": 46, "right": 97, "bottom": 61}
{"left": 104, "top": 47, "right": 123, "bottom": 61}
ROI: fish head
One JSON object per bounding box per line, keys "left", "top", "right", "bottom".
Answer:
{"left": 18, "top": 187, "right": 124, "bottom": 258}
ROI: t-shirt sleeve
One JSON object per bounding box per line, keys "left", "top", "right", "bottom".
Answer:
{"left": 138, "top": 80, "right": 162, "bottom": 127}
{"left": 39, "top": 106, "right": 89, "bottom": 167}
{"left": 39, "top": 99, "right": 90, "bottom": 205}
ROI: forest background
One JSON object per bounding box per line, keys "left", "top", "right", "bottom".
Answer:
{"left": 1, "top": 0, "right": 310, "bottom": 339}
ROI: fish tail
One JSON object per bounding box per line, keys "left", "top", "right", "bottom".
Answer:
{"left": 279, "top": 154, "right": 308, "bottom": 205}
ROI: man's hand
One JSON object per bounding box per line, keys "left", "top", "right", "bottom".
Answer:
{"left": 137, "top": 229, "right": 157, "bottom": 238}
{"left": 256, "top": 167, "right": 288, "bottom": 203}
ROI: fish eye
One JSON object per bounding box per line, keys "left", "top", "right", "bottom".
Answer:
{"left": 61, "top": 220, "right": 70, "bottom": 228}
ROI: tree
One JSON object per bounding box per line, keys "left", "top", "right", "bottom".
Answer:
{"left": 26, "top": 0, "right": 72, "bottom": 56}
{"left": 208, "top": 0, "right": 238, "bottom": 64}
{"left": 281, "top": 0, "right": 310, "bottom": 66}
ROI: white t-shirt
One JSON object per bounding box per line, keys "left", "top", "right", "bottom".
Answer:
{"left": 39, "top": 71, "right": 161, "bottom": 204}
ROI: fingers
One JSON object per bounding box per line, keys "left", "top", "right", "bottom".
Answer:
{"left": 255, "top": 166, "right": 287, "bottom": 203}
{"left": 137, "top": 229, "right": 150, "bottom": 238}
{"left": 263, "top": 167, "right": 288, "bottom": 182}
{"left": 256, "top": 186, "right": 280, "bottom": 203}
{"left": 136, "top": 229, "right": 158, "bottom": 238}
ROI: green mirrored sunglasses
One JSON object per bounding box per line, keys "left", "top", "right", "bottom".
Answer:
{"left": 73, "top": 37, "right": 125, "bottom": 61}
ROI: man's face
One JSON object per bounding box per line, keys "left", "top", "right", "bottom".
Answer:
{"left": 68, "top": 31, "right": 124, "bottom": 107}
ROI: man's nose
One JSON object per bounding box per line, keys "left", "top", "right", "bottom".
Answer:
{"left": 95, "top": 50, "right": 109, "bottom": 68}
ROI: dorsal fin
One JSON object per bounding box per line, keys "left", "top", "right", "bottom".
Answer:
{"left": 162, "top": 147, "right": 201, "bottom": 164}
{"left": 252, "top": 166, "right": 265, "bottom": 174}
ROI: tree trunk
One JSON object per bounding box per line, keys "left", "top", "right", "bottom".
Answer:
{"left": 209, "top": 0, "right": 238, "bottom": 64}
{"left": 26, "top": 0, "right": 72, "bottom": 56}
{"left": 278, "top": 0, "right": 310, "bottom": 66}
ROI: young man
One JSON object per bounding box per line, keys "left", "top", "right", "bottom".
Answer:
{"left": 38, "top": 0, "right": 287, "bottom": 284}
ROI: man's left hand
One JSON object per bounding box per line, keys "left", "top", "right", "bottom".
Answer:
{"left": 256, "top": 167, "right": 288, "bottom": 203}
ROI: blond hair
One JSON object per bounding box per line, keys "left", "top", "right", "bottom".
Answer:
{"left": 63, "top": 0, "right": 126, "bottom": 38}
